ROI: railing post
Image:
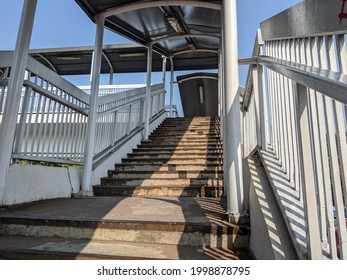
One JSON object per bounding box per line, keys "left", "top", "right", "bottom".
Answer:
{"left": 162, "top": 56, "right": 167, "bottom": 84}
{"left": 169, "top": 56, "right": 174, "bottom": 117}
{"left": 295, "top": 82, "right": 322, "bottom": 259}
{"left": 81, "top": 15, "right": 105, "bottom": 196}
{"left": 143, "top": 43, "right": 153, "bottom": 140}
{"left": 252, "top": 64, "right": 266, "bottom": 149}
{"left": 0, "top": 0, "right": 37, "bottom": 204}
{"left": 222, "top": 0, "right": 245, "bottom": 223}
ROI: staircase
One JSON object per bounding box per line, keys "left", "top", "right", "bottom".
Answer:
{"left": 94, "top": 117, "right": 224, "bottom": 197}
{"left": 0, "top": 117, "right": 251, "bottom": 260}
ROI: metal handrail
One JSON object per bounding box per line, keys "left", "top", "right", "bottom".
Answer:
{"left": 0, "top": 51, "right": 166, "bottom": 166}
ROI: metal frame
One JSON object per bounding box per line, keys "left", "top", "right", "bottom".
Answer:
{"left": 0, "top": 0, "right": 37, "bottom": 203}
{"left": 100, "top": 1, "right": 221, "bottom": 19}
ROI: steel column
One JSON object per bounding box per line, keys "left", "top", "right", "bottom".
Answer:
{"left": 169, "top": 56, "right": 174, "bottom": 117}
{"left": 0, "top": 0, "right": 37, "bottom": 204}
{"left": 81, "top": 15, "right": 105, "bottom": 195}
{"left": 222, "top": 0, "right": 245, "bottom": 223}
{"left": 143, "top": 43, "right": 153, "bottom": 139}
{"left": 161, "top": 56, "right": 167, "bottom": 84}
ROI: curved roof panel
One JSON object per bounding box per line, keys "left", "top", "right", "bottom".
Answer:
{"left": 75, "top": 0, "right": 222, "bottom": 59}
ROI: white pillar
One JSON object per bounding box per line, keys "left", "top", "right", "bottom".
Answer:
{"left": 162, "top": 56, "right": 167, "bottom": 84}
{"left": 81, "top": 15, "right": 105, "bottom": 195}
{"left": 222, "top": 0, "right": 245, "bottom": 223}
{"left": 169, "top": 56, "right": 174, "bottom": 117}
{"left": 0, "top": 0, "right": 37, "bottom": 204}
{"left": 143, "top": 43, "right": 153, "bottom": 140}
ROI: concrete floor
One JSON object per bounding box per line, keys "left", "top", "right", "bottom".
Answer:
{"left": 0, "top": 196, "right": 232, "bottom": 227}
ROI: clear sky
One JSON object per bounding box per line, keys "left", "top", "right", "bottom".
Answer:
{"left": 0, "top": 0, "right": 302, "bottom": 116}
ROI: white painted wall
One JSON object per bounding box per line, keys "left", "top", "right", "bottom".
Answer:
{"left": 248, "top": 159, "right": 298, "bottom": 260}
{"left": 4, "top": 164, "right": 81, "bottom": 205}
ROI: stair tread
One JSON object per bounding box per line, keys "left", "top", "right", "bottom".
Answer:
{"left": 0, "top": 235, "right": 239, "bottom": 260}
{"left": 0, "top": 197, "right": 234, "bottom": 227}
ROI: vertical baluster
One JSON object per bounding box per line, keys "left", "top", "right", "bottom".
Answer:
{"left": 295, "top": 82, "right": 323, "bottom": 259}
{"left": 36, "top": 94, "right": 47, "bottom": 157}
{"left": 289, "top": 39, "right": 301, "bottom": 190}
{"left": 279, "top": 39, "right": 290, "bottom": 176}
{"left": 14, "top": 74, "right": 31, "bottom": 155}
{"left": 52, "top": 90, "right": 63, "bottom": 158}
{"left": 325, "top": 35, "right": 347, "bottom": 259}
{"left": 274, "top": 40, "right": 283, "bottom": 165}
{"left": 46, "top": 99, "right": 57, "bottom": 158}
{"left": 314, "top": 35, "right": 338, "bottom": 259}
{"left": 305, "top": 36, "right": 329, "bottom": 250}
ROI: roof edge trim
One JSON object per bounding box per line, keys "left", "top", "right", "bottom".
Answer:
{"left": 99, "top": 0, "right": 221, "bottom": 19}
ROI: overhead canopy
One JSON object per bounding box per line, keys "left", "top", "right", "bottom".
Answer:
{"left": 74, "top": 0, "right": 221, "bottom": 67}
{"left": 29, "top": 43, "right": 219, "bottom": 75}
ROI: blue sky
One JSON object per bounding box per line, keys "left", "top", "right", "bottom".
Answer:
{"left": 0, "top": 0, "right": 302, "bottom": 116}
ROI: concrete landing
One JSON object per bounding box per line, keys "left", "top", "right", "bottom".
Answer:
{"left": 0, "top": 197, "right": 251, "bottom": 260}
{"left": 0, "top": 197, "right": 231, "bottom": 225}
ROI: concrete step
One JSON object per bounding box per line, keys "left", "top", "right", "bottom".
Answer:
{"left": 151, "top": 131, "right": 220, "bottom": 139}
{"left": 153, "top": 125, "right": 220, "bottom": 134}
{"left": 114, "top": 163, "right": 223, "bottom": 172}
{"left": 0, "top": 235, "right": 240, "bottom": 260}
{"left": 121, "top": 158, "right": 223, "bottom": 165}
{"left": 94, "top": 185, "right": 224, "bottom": 197}
{"left": 132, "top": 147, "right": 223, "bottom": 154}
{"left": 138, "top": 143, "right": 223, "bottom": 149}
{"left": 157, "top": 126, "right": 219, "bottom": 131}
{"left": 100, "top": 177, "right": 223, "bottom": 187}
{"left": 0, "top": 197, "right": 248, "bottom": 249}
{"left": 108, "top": 170, "right": 223, "bottom": 179}
{"left": 127, "top": 153, "right": 223, "bottom": 159}
{"left": 140, "top": 141, "right": 223, "bottom": 147}
{"left": 149, "top": 136, "right": 222, "bottom": 142}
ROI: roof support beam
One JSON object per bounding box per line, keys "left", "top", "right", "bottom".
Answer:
{"left": 177, "top": 75, "right": 218, "bottom": 84}
{"left": 151, "top": 34, "right": 220, "bottom": 45}
{"left": 100, "top": 1, "right": 221, "bottom": 19}
{"left": 102, "top": 51, "right": 114, "bottom": 85}
{"left": 36, "top": 54, "right": 58, "bottom": 73}
{"left": 173, "top": 49, "right": 219, "bottom": 57}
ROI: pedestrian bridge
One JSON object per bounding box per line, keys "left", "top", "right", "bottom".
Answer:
{"left": 0, "top": 0, "right": 346, "bottom": 260}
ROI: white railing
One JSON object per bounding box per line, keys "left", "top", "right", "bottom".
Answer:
{"left": 79, "top": 84, "right": 146, "bottom": 96}
{"left": 164, "top": 105, "right": 179, "bottom": 118}
{"left": 241, "top": 0, "right": 347, "bottom": 260}
{"left": 0, "top": 52, "right": 166, "bottom": 166}
{"left": 93, "top": 83, "right": 165, "bottom": 163}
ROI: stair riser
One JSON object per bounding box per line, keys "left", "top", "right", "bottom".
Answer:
{"left": 0, "top": 224, "right": 247, "bottom": 249}
{"left": 138, "top": 144, "right": 223, "bottom": 149}
{"left": 94, "top": 186, "right": 223, "bottom": 197}
{"left": 133, "top": 149, "right": 223, "bottom": 154}
{"left": 151, "top": 132, "right": 220, "bottom": 136}
{"left": 127, "top": 155, "right": 223, "bottom": 159}
{"left": 108, "top": 172, "right": 223, "bottom": 179}
{"left": 122, "top": 160, "right": 223, "bottom": 165}
{"left": 114, "top": 164, "right": 223, "bottom": 172}
{"left": 101, "top": 178, "right": 223, "bottom": 187}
